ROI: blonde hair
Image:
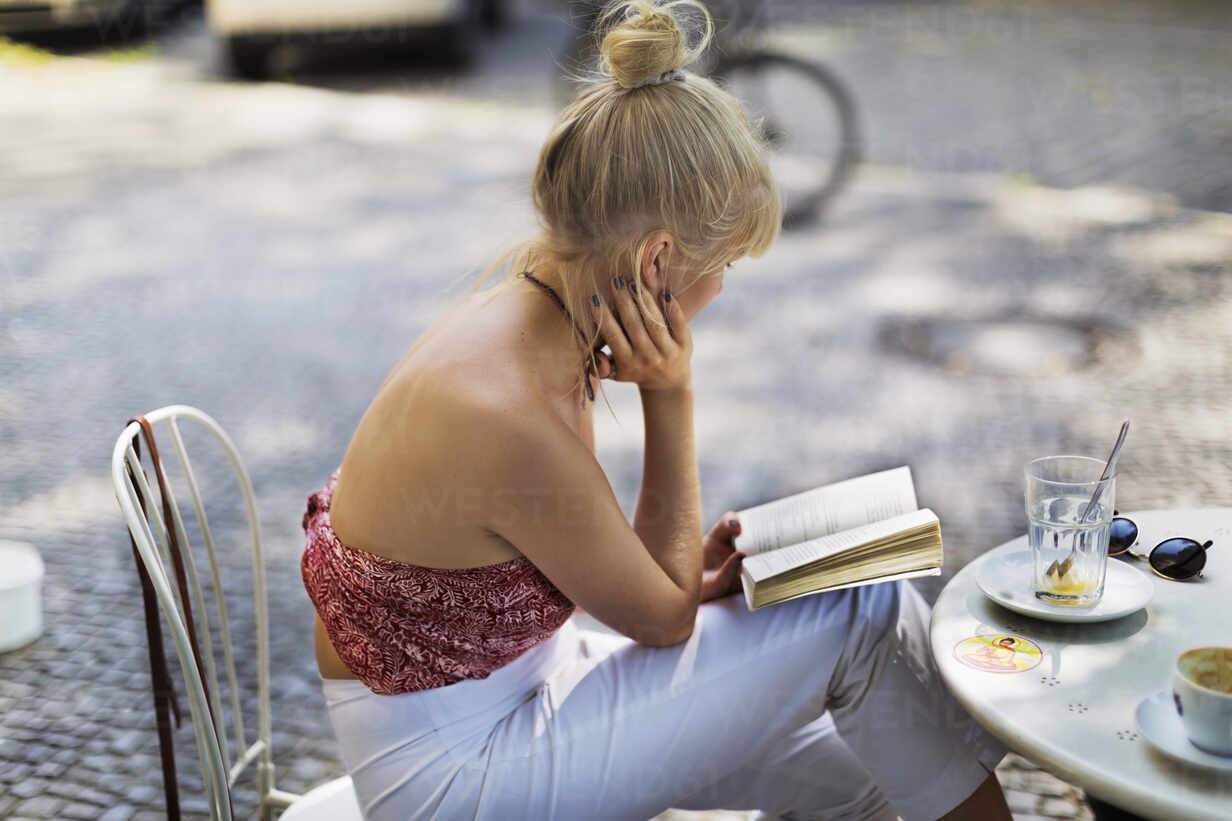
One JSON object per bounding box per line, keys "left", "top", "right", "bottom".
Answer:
{"left": 461, "top": 0, "right": 781, "bottom": 408}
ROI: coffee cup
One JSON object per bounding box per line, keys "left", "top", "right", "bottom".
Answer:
{"left": 1172, "top": 646, "right": 1232, "bottom": 757}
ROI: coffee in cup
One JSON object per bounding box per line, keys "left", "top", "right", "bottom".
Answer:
{"left": 1172, "top": 646, "right": 1232, "bottom": 757}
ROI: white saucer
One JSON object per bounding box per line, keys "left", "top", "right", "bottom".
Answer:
{"left": 975, "top": 549, "right": 1153, "bottom": 623}
{"left": 1135, "top": 692, "right": 1232, "bottom": 771}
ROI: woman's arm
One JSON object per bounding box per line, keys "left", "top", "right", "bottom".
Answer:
{"left": 471, "top": 393, "right": 699, "bottom": 647}
{"left": 633, "top": 384, "right": 703, "bottom": 614}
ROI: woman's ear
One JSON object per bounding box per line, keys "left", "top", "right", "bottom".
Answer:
{"left": 640, "top": 258, "right": 660, "bottom": 294}
{"left": 639, "top": 230, "right": 673, "bottom": 293}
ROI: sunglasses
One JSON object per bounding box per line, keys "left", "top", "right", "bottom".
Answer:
{"left": 1107, "top": 511, "right": 1214, "bottom": 581}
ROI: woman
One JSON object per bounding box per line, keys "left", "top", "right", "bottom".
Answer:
{"left": 301, "top": 1, "right": 1013, "bottom": 818}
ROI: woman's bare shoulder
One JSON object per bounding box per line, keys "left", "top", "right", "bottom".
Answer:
{"left": 436, "top": 373, "right": 564, "bottom": 447}
{"left": 361, "top": 364, "right": 556, "bottom": 468}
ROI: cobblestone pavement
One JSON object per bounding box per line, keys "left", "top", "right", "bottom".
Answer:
{"left": 2, "top": 2, "right": 1231, "bottom": 820}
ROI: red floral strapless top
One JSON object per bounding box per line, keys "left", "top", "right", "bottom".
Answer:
{"left": 301, "top": 470, "right": 575, "bottom": 695}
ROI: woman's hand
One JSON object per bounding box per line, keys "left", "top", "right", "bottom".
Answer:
{"left": 699, "top": 512, "right": 746, "bottom": 603}
{"left": 590, "top": 275, "right": 692, "bottom": 393}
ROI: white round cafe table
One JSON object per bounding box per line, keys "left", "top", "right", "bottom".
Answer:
{"left": 930, "top": 508, "right": 1232, "bottom": 821}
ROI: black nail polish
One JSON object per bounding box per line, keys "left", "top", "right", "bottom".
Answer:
{"left": 615, "top": 276, "right": 624, "bottom": 289}
{"left": 665, "top": 289, "right": 672, "bottom": 303}
{"left": 629, "top": 282, "right": 638, "bottom": 295}
{"left": 592, "top": 294, "right": 600, "bottom": 307}
{"left": 728, "top": 519, "right": 739, "bottom": 528}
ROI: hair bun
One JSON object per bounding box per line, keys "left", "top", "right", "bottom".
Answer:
{"left": 598, "top": 0, "right": 712, "bottom": 89}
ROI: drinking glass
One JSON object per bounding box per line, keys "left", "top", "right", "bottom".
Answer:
{"left": 1025, "top": 455, "right": 1116, "bottom": 607}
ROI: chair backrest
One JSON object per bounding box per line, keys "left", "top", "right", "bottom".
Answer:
{"left": 111, "top": 405, "right": 285, "bottom": 820}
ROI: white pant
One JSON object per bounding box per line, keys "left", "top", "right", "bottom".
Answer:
{"left": 319, "top": 579, "right": 1008, "bottom": 821}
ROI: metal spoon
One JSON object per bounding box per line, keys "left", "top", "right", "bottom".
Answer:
{"left": 1046, "top": 419, "right": 1130, "bottom": 582}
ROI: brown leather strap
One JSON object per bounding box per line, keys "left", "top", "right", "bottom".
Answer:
{"left": 126, "top": 433, "right": 183, "bottom": 821}
{"left": 125, "top": 415, "right": 235, "bottom": 820}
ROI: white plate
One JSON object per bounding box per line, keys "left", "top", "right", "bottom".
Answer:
{"left": 1135, "top": 691, "right": 1232, "bottom": 771}
{"left": 975, "top": 549, "right": 1153, "bottom": 623}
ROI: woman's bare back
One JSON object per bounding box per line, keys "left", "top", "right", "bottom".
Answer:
{"left": 315, "top": 285, "right": 596, "bottom": 680}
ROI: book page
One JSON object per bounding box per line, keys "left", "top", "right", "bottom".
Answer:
{"left": 741, "top": 566, "right": 942, "bottom": 612}
{"left": 732, "top": 466, "right": 918, "bottom": 555}
{"left": 741, "top": 508, "right": 939, "bottom": 582}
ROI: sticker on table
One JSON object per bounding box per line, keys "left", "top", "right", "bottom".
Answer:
{"left": 953, "top": 634, "right": 1043, "bottom": 673}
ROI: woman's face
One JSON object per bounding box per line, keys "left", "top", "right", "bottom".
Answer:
{"left": 673, "top": 258, "right": 735, "bottom": 324}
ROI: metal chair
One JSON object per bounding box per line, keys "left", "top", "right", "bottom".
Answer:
{"left": 111, "top": 404, "right": 363, "bottom": 820}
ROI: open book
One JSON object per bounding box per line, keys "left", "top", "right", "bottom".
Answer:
{"left": 733, "top": 466, "right": 942, "bottom": 611}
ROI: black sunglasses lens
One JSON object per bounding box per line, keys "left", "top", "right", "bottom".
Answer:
{"left": 1149, "top": 538, "right": 1206, "bottom": 580}
{"left": 1108, "top": 518, "right": 1138, "bottom": 555}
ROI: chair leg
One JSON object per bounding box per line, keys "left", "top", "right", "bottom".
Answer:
{"left": 258, "top": 760, "right": 275, "bottom": 821}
